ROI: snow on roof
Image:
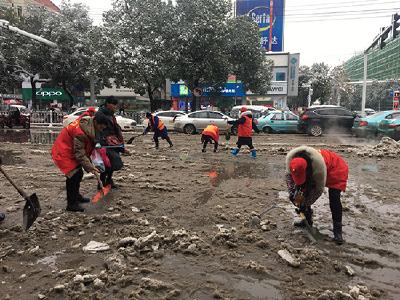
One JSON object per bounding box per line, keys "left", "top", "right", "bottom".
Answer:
{"left": 34, "top": 0, "right": 60, "bottom": 13}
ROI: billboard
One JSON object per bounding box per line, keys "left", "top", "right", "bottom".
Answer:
{"left": 171, "top": 83, "right": 245, "bottom": 98}
{"left": 22, "top": 88, "right": 70, "bottom": 101}
{"left": 287, "top": 53, "right": 300, "bottom": 97}
{"left": 236, "top": 0, "right": 285, "bottom": 52}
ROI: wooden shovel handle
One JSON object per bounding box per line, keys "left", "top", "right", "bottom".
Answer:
{"left": 94, "top": 172, "right": 103, "bottom": 189}
{"left": 0, "top": 165, "right": 28, "bottom": 199}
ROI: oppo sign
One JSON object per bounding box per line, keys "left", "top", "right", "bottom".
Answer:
{"left": 36, "top": 91, "right": 63, "bottom": 97}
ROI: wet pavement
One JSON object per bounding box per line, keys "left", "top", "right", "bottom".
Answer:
{"left": 0, "top": 133, "right": 399, "bottom": 299}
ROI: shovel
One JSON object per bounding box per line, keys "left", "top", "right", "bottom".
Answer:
{"left": 0, "top": 159, "right": 41, "bottom": 230}
{"left": 127, "top": 133, "right": 144, "bottom": 145}
{"left": 91, "top": 172, "right": 111, "bottom": 203}
{"left": 299, "top": 212, "right": 319, "bottom": 243}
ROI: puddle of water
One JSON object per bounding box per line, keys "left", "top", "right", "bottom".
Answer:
{"left": 0, "top": 129, "right": 59, "bottom": 144}
{"left": 207, "top": 161, "right": 283, "bottom": 187}
{"left": 209, "top": 273, "right": 281, "bottom": 300}
{"left": 361, "top": 164, "right": 379, "bottom": 173}
{"left": 162, "top": 254, "right": 281, "bottom": 299}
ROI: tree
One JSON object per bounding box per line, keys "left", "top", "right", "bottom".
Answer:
{"left": 103, "top": 0, "right": 178, "bottom": 112}
{"left": 227, "top": 16, "right": 273, "bottom": 95}
{"left": 288, "top": 65, "right": 312, "bottom": 108}
{"left": 1, "top": 2, "right": 108, "bottom": 107}
{"left": 310, "top": 63, "right": 331, "bottom": 104}
{"left": 172, "top": 0, "right": 233, "bottom": 111}
{"left": 330, "top": 65, "right": 352, "bottom": 107}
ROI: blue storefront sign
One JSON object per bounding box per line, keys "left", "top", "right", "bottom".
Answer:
{"left": 171, "top": 83, "right": 245, "bottom": 98}
{"left": 236, "top": 0, "right": 285, "bottom": 52}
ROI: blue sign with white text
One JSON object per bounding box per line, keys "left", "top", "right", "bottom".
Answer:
{"left": 236, "top": 0, "right": 285, "bottom": 51}
{"left": 171, "top": 83, "right": 245, "bottom": 98}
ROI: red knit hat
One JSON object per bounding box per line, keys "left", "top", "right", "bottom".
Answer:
{"left": 240, "top": 107, "right": 247, "bottom": 113}
{"left": 289, "top": 157, "right": 307, "bottom": 185}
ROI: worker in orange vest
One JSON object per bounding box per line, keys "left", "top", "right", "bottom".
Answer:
{"left": 52, "top": 115, "right": 108, "bottom": 212}
{"left": 228, "top": 107, "right": 259, "bottom": 158}
{"left": 144, "top": 112, "right": 173, "bottom": 149}
{"left": 201, "top": 124, "right": 219, "bottom": 152}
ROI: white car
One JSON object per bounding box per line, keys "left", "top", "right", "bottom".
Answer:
{"left": 62, "top": 107, "right": 137, "bottom": 131}
{"left": 173, "top": 110, "right": 236, "bottom": 134}
{"left": 142, "top": 110, "right": 186, "bottom": 129}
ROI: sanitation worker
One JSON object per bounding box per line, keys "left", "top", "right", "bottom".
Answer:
{"left": 144, "top": 112, "right": 173, "bottom": 149}
{"left": 52, "top": 115, "right": 108, "bottom": 212}
{"left": 228, "top": 107, "right": 259, "bottom": 158}
{"left": 201, "top": 124, "right": 219, "bottom": 153}
{"left": 95, "top": 96, "right": 128, "bottom": 189}
{"left": 285, "top": 146, "right": 349, "bottom": 245}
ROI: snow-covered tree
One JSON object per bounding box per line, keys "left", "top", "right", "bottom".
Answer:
{"left": 227, "top": 16, "right": 273, "bottom": 95}
{"left": 310, "top": 63, "right": 332, "bottom": 104}
{"left": 103, "top": 0, "right": 178, "bottom": 111}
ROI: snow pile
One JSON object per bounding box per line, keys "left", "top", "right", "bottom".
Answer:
{"left": 356, "top": 137, "right": 400, "bottom": 158}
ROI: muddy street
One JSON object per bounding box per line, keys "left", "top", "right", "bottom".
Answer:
{"left": 0, "top": 130, "right": 400, "bottom": 300}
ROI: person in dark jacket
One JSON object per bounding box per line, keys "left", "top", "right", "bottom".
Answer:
{"left": 285, "top": 146, "right": 349, "bottom": 245}
{"left": 144, "top": 112, "right": 173, "bottom": 149}
{"left": 228, "top": 107, "right": 259, "bottom": 158}
{"left": 95, "top": 96, "right": 127, "bottom": 189}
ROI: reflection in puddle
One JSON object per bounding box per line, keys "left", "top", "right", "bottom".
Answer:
{"left": 0, "top": 129, "right": 59, "bottom": 144}
{"left": 207, "top": 161, "right": 280, "bottom": 187}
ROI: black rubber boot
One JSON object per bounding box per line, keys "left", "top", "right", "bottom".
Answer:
{"left": 294, "top": 208, "right": 313, "bottom": 227}
{"left": 66, "top": 201, "right": 85, "bottom": 212}
{"left": 77, "top": 195, "right": 90, "bottom": 203}
{"left": 333, "top": 222, "right": 344, "bottom": 245}
{"left": 166, "top": 137, "right": 173, "bottom": 147}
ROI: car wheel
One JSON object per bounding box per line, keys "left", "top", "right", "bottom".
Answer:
{"left": 183, "top": 124, "right": 196, "bottom": 134}
{"left": 308, "top": 124, "right": 322, "bottom": 137}
{"left": 263, "top": 126, "right": 273, "bottom": 134}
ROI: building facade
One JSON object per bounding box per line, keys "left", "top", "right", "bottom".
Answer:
{"left": 246, "top": 52, "right": 300, "bottom": 109}
{"left": 0, "top": 0, "right": 60, "bottom": 17}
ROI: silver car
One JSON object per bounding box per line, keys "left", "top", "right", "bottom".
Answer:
{"left": 173, "top": 111, "right": 236, "bottom": 134}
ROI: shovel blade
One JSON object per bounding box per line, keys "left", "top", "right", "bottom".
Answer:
{"left": 23, "top": 193, "right": 41, "bottom": 231}
{"left": 91, "top": 185, "right": 112, "bottom": 203}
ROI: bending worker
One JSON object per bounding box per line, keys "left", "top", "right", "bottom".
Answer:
{"left": 285, "top": 146, "right": 349, "bottom": 245}
{"left": 144, "top": 112, "right": 173, "bottom": 149}
{"left": 201, "top": 124, "right": 219, "bottom": 153}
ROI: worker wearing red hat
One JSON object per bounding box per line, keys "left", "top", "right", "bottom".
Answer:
{"left": 285, "top": 146, "right": 349, "bottom": 245}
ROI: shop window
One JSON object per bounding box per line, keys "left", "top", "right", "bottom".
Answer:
{"left": 275, "top": 72, "right": 286, "bottom": 81}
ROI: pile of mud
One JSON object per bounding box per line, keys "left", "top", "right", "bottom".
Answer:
{"left": 356, "top": 137, "right": 400, "bottom": 158}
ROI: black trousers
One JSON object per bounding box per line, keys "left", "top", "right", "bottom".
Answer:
{"left": 153, "top": 134, "right": 173, "bottom": 148}
{"left": 329, "top": 188, "right": 342, "bottom": 223}
{"left": 66, "top": 168, "right": 83, "bottom": 204}
{"left": 201, "top": 135, "right": 218, "bottom": 151}
{"left": 237, "top": 137, "right": 254, "bottom": 150}
{"left": 100, "top": 169, "right": 113, "bottom": 186}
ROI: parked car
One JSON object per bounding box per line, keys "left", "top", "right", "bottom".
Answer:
{"left": 0, "top": 105, "right": 30, "bottom": 129}
{"left": 257, "top": 110, "right": 299, "bottom": 133}
{"left": 298, "top": 107, "right": 356, "bottom": 137}
{"left": 142, "top": 110, "right": 185, "bottom": 129}
{"left": 173, "top": 111, "right": 236, "bottom": 134}
{"left": 378, "top": 114, "right": 400, "bottom": 141}
{"left": 231, "top": 105, "right": 276, "bottom": 119}
{"left": 352, "top": 110, "right": 400, "bottom": 138}
{"left": 354, "top": 108, "right": 376, "bottom": 118}
{"left": 63, "top": 107, "right": 137, "bottom": 131}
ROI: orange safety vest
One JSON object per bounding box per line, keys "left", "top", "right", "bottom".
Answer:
{"left": 238, "top": 115, "right": 253, "bottom": 137}
{"left": 150, "top": 116, "right": 165, "bottom": 131}
{"left": 51, "top": 119, "right": 93, "bottom": 175}
{"left": 202, "top": 125, "right": 219, "bottom": 142}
